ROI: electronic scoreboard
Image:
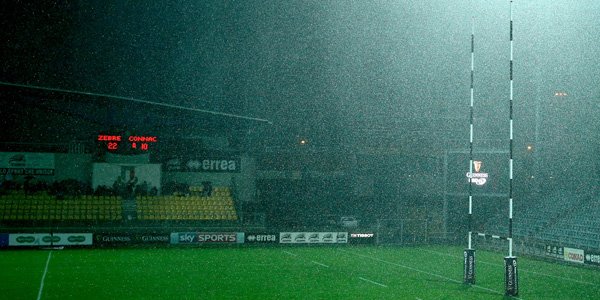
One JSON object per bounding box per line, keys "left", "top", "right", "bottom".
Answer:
{"left": 96, "top": 132, "right": 158, "bottom": 154}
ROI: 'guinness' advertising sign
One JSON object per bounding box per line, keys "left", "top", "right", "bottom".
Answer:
{"left": 466, "top": 160, "right": 489, "bottom": 186}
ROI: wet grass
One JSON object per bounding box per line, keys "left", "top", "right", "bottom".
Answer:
{"left": 1, "top": 245, "right": 599, "bottom": 299}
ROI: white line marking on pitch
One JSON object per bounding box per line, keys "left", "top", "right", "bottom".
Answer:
{"left": 421, "top": 248, "right": 597, "bottom": 286}
{"left": 339, "top": 249, "right": 522, "bottom": 299}
{"left": 311, "top": 261, "right": 330, "bottom": 268}
{"left": 283, "top": 250, "right": 297, "bottom": 257}
{"left": 359, "top": 276, "right": 388, "bottom": 287}
{"left": 37, "top": 251, "right": 52, "bottom": 300}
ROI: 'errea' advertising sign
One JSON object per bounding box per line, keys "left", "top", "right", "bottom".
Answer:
{"left": 170, "top": 232, "right": 244, "bottom": 244}
{"left": 585, "top": 252, "right": 600, "bottom": 266}
{"left": 165, "top": 157, "right": 241, "bottom": 173}
{"left": 245, "top": 233, "right": 278, "bottom": 243}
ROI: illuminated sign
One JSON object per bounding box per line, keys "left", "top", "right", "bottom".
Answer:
{"left": 165, "top": 157, "right": 241, "bottom": 173}
{"left": 466, "top": 160, "right": 489, "bottom": 186}
{"left": 97, "top": 133, "right": 158, "bottom": 153}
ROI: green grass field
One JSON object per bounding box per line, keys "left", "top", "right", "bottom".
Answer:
{"left": 1, "top": 245, "right": 599, "bottom": 299}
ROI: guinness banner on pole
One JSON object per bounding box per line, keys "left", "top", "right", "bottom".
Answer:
{"left": 464, "top": 249, "right": 476, "bottom": 284}
{"left": 504, "top": 256, "right": 518, "bottom": 296}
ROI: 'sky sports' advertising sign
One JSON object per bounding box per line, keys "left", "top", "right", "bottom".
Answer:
{"left": 170, "top": 232, "right": 245, "bottom": 245}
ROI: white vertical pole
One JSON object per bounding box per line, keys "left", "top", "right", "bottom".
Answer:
{"left": 468, "top": 17, "right": 475, "bottom": 250}
{"left": 508, "top": 0, "right": 515, "bottom": 258}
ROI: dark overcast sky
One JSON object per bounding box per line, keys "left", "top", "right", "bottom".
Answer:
{"left": 1, "top": 1, "right": 599, "bottom": 161}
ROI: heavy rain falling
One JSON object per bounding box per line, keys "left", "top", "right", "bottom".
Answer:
{"left": 0, "top": 1, "right": 599, "bottom": 299}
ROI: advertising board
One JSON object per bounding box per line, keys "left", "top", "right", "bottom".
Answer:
{"left": 464, "top": 249, "right": 476, "bottom": 284}
{"left": 244, "top": 233, "right": 278, "bottom": 244}
{"left": 504, "top": 257, "right": 519, "bottom": 296}
{"left": 0, "top": 152, "right": 55, "bottom": 176}
{"left": 563, "top": 247, "right": 584, "bottom": 264}
{"left": 349, "top": 232, "right": 375, "bottom": 244}
{"left": 279, "top": 232, "right": 348, "bottom": 244}
{"left": 170, "top": 232, "right": 244, "bottom": 245}
{"left": 165, "top": 157, "right": 241, "bottom": 173}
{"left": 96, "top": 234, "right": 133, "bottom": 245}
{"left": 8, "top": 233, "right": 92, "bottom": 246}
{"left": 446, "top": 152, "right": 508, "bottom": 196}
{"left": 545, "top": 244, "right": 564, "bottom": 259}
{"left": 584, "top": 251, "right": 600, "bottom": 266}
{"left": 95, "top": 233, "right": 170, "bottom": 246}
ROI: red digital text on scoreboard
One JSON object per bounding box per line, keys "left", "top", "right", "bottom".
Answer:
{"left": 97, "top": 134, "right": 158, "bottom": 151}
{"left": 127, "top": 136, "right": 157, "bottom": 143}
{"left": 97, "top": 135, "right": 122, "bottom": 142}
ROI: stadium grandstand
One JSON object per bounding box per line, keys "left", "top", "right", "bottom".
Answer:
{"left": 1, "top": 79, "right": 598, "bottom": 255}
